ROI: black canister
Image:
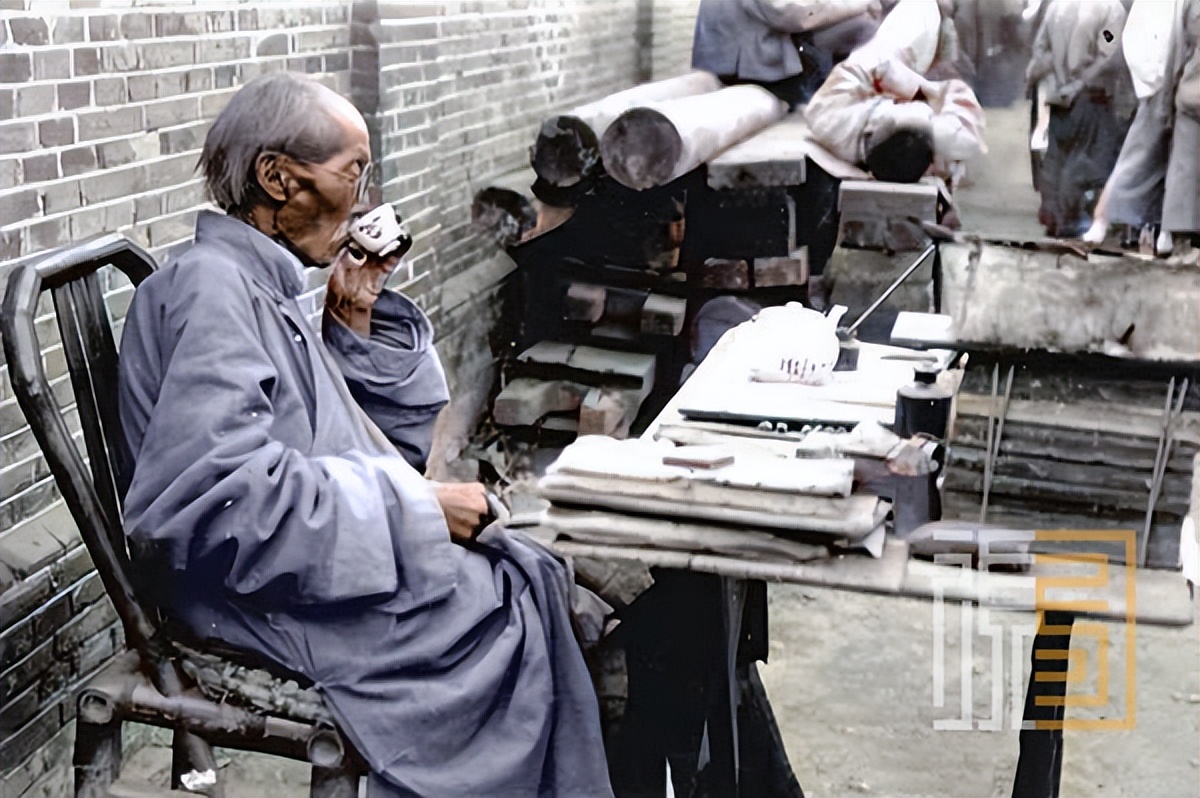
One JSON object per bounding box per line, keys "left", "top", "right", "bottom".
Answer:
{"left": 894, "top": 364, "right": 952, "bottom": 439}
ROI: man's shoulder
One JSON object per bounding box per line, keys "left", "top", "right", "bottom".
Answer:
{"left": 136, "top": 237, "right": 253, "bottom": 316}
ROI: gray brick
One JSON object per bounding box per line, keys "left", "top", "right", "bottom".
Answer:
{"left": 0, "top": 88, "right": 11, "bottom": 121}
{"left": 59, "top": 145, "right": 97, "bottom": 177}
{"left": 41, "top": 182, "right": 81, "bottom": 215}
{"left": 0, "top": 122, "right": 36, "bottom": 156}
{"left": 0, "top": 512, "right": 67, "bottom": 579}
{"left": 72, "top": 46, "right": 100, "bottom": 77}
{"left": 56, "top": 81, "right": 90, "bottom": 111}
{"left": 125, "top": 73, "right": 157, "bottom": 102}
{"left": 52, "top": 544, "right": 95, "bottom": 600}
{"left": 194, "top": 36, "right": 252, "bottom": 64}
{"left": 79, "top": 166, "right": 145, "bottom": 204}
{"left": 145, "top": 96, "right": 198, "bottom": 130}
{"left": 22, "top": 153, "right": 58, "bottom": 183}
{"left": 0, "top": 569, "right": 50, "bottom": 635}
{"left": 140, "top": 40, "right": 193, "bottom": 70}
{"left": 70, "top": 625, "right": 115, "bottom": 676}
{"left": 100, "top": 42, "right": 138, "bottom": 73}
{"left": 14, "top": 84, "right": 54, "bottom": 117}
{"left": 325, "top": 52, "right": 351, "bottom": 73}
{"left": 184, "top": 67, "right": 212, "bottom": 92}
{"left": 0, "top": 52, "right": 33, "bottom": 84}
{"left": 54, "top": 599, "right": 116, "bottom": 656}
{"left": 133, "top": 193, "right": 160, "bottom": 222}
{"left": 159, "top": 121, "right": 206, "bottom": 155}
{"left": 0, "top": 593, "right": 70, "bottom": 672}
{"left": 9, "top": 17, "right": 48, "bottom": 45}
{"left": 68, "top": 572, "right": 105, "bottom": 613}
{"left": 96, "top": 139, "right": 136, "bottom": 168}
{"left": 87, "top": 14, "right": 119, "bottom": 41}
{"left": 0, "top": 720, "right": 74, "bottom": 798}
{"left": 38, "top": 118, "right": 75, "bottom": 148}
{"left": 0, "top": 159, "right": 19, "bottom": 191}
{"left": 206, "top": 10, "right": 235, "bottom": 33}
{"left": 200, "top": 89, "right": 236, "bottom": 117}
{"left": 0, "top": 697, "right": 62, "bottom": 770}
{"left": 68, "top": 205, "right": 104, "bottom": 240}
{"left": 93, "top": 76, "right": 124, "bottom": 106}
{"left": 51, "top": 15, "right": 85, "bottom": 44}
{"left": 0, "top": 227, "right": 20, "bottom": 260}
{"left": 0, "top": 633, "right": 51, "bottom": 700}
{"left": 256, "top": 32, "right": 288, "bottom": 57}
{"left": 119, "top": 12, "right": 153, "bottom": 40}
{"left": 0, "top": 189, "right": 40, "bottom": 223}
{"left": 77, "top": 106, "right": 141, "bottom": 141}
{"left": 0, "top": 682, "right": 39, "bottom": 734}
{"left": 33, "top": 50, "right": 71, "bottom": 81}
{"left": 24, "top": 215, "right": 69, "bottom": 255}
{"left": 155, "top": 11, "right": 204, "bottom": 36}
{"left": 214, "top": 64, "right": 237, "bottom": 88}
{"left": 236, "top": 8, "right": 257, "bottom": 30}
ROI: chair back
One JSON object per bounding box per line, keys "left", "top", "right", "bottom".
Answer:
{"left": 2, "top": 235, "right": 160, "bottom": 657}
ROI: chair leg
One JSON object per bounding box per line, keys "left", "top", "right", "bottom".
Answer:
{"left": 170, "top": 729, "right": 225, "bottom": 798}
{"left": 73, "top": 718, "right": 122, "bottom": 798}
{"left": 310, "top": 764, "right": 360, "bottom": 798}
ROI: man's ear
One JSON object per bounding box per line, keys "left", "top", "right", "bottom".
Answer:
{"left": 254, "top": 152, "right": 291, "bottom": 203}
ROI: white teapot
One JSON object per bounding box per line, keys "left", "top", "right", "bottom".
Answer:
{"left": 742, "top": 303, "right": 847, "bottom": 385}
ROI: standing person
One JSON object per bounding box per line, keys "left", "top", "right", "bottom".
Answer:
{"left": 691, "top": 0, "right": 884, "bottom": 108}
{"left": 117, "top": 72, "right": 613, "bottom": 798}
{"left": 1025, "top": 0, "right": 1128, "bottom": 237}
{"left": 1160, "top": 0, "right": 1199, "bottom": 247}
{"left": 1083, "top": 0, "right": 1192, "bottom": 252}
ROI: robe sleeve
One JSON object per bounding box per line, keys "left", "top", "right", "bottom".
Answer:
{"left": 321, "top": 290, "right": 450, "bottom": 470}
{"left": 119, "top": 261, "right": 455, "bottom": 610}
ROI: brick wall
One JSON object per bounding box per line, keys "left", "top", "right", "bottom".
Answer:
{"left": 0, "top": 0, "right": 697, "bottom": 792}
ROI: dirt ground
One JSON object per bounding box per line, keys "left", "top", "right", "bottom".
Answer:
{"left": 122, "top": 104, "right": 1199, "bottom": 798}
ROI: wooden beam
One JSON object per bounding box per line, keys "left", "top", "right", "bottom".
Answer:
{"left": 532, "top": 71, "right": 722, "bottom": 189}
{"left": 600, "top": 86, "right": 787, "bottom": 190}
{"left": 493, "top": 378, "right": 589, "bottom": 426}
{"left": 753, "top": 247, "right": 808, "bottom": 287}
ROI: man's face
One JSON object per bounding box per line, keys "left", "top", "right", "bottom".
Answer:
{"left": 272, "top": 100, "right": 371, "bottom": 266}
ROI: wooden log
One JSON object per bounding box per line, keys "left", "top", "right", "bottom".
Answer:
{"left": 640, "top": 293, "right": 687, "bottom": 336}
{"left": 515, "top": 342, "right": 657, "bottom": 393}
{"left": 493, "top": 378, "right": 589, "bottom": 426}
{"left": 563, "top": 283, "right": 607, "bottom": 322}
{"left": 753, "top": 248, "right": 808, "bottom": 288}
{"left": 470, "top": 187, "right": 537, "bottom": 247}
{"left": 699, "top": 258, "right": 750, "bottom": 289}
{"left": 600, "top": 86, "right": 787, "bottom": 190}
{"left": 532, "top": 71, "right": 722, "bottom": 188}
{"left": 578, "top": 387, "right": 644, "bottom": 439}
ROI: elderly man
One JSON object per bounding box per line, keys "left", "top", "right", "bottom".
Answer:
{"left": 804, "top": 0, "right": 985, "bottom": 187}
{"left": 117, "top": 72, "right": 612, "bottom": 797}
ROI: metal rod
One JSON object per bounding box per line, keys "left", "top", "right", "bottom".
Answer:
{"left": 1141, "top": 377, "right": 1187, "bottom": 566}
{"left": 844, "top": 242, "right": 937, "bottom": 337}
{"left": 980, "top": 364, "right": 1014, "bottom": 524}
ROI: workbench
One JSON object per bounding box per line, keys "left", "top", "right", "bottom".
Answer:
{"left": 542, "top": 324, "right": 1196, "bottom": 798}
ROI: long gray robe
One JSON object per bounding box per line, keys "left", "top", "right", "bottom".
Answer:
{"left": 117, "top": 211, "right": 613, "bottom": 798}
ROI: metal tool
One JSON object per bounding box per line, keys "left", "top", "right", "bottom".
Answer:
{"left": 1140, "top": 377, "right": 1188, "bottom": 566}
{"left": 835, "top": 242, "right": 937, "bottom": 371}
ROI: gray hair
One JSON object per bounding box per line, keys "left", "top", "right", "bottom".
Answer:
{"left": 198, "top": 72, "right": 345, "bottom": 215}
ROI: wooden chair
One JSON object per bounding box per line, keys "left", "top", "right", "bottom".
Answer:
{"left": 2, "top": 236, "right": 366, "bottom": 798}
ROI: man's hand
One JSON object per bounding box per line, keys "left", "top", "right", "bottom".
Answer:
{"left": 324, "top": 247, "right": 403, "bottom": 337}
{"left": 431, "top": 481, "right": 492, "bottom": 543}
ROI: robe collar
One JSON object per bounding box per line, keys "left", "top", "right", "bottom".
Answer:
{"left": 194, "top": 210, "right": 309, "bottom": 299}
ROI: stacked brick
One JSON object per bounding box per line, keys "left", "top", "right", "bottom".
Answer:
{"left": 0, "top": 1, "right": 691, "bottom": 793}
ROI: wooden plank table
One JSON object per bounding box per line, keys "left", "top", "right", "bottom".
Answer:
{"left": 705, "top": 111, "right": 867, "bottom": 191}
{"left": 542, "top": 325, "right": 1195, "bottom": 798}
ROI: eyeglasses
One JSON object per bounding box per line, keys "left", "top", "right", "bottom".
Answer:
{"left": 298, "top": 158, "right": 375, "bottom": 205}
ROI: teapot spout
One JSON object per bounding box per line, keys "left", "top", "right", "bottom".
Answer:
{"left": 825, "top": 304, "right": 849, "bottom": 329}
